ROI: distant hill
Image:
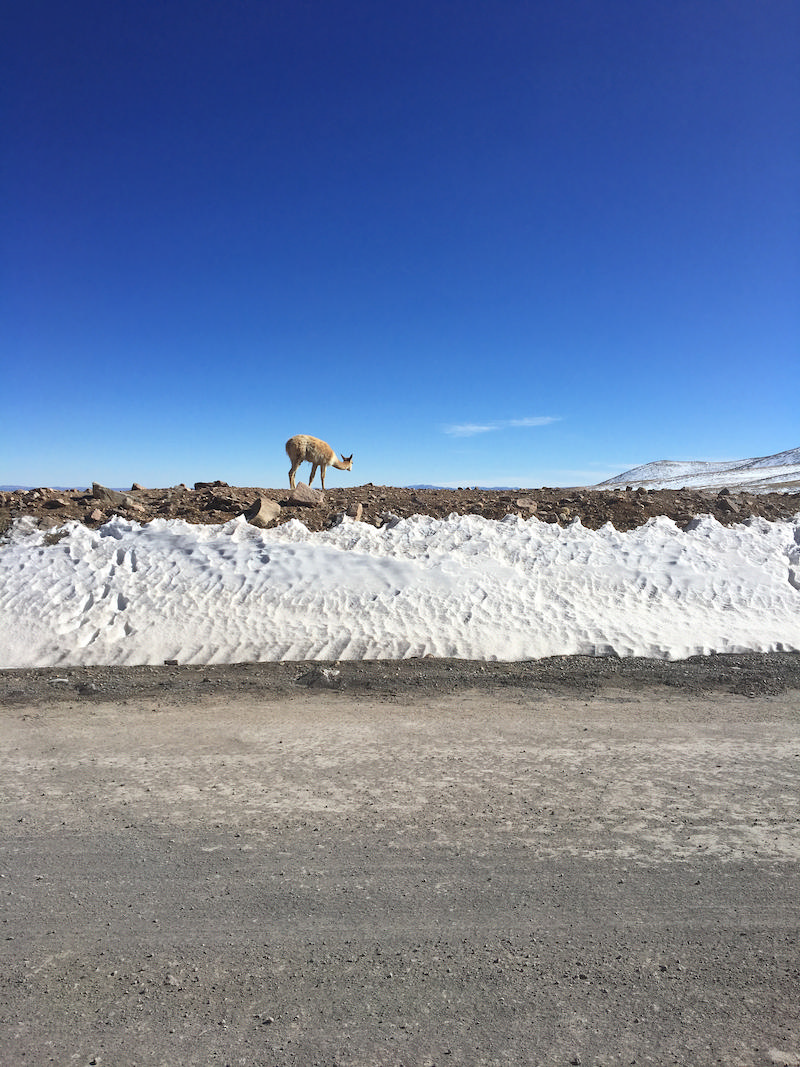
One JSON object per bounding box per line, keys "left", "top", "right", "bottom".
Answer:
{"left": 0, "top": 486, "right": 90, "bottom": 492}
{"left": 408, "top": 484, "right": 521, "bottom": 491}
{"left": 594, "top": 447, "right": 800, "bottom": 493}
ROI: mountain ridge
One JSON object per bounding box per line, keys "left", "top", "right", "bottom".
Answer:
{"left": 597, "top": 447, "right": 800, "bottom": 492}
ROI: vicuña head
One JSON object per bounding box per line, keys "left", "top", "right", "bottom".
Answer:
{"left": 286, "top": 434, "right": 354, "bottom": 490}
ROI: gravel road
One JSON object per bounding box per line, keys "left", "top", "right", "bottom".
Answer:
{"left": 2, "top": 657, "right": 799, "bottom": 1066}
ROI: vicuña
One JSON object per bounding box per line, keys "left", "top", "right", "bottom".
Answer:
{"left": 286, "top": 435, "right": 354, "bottom": 490}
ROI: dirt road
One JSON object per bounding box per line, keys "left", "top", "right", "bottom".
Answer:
{"left": 1, "top": 660, "right": 799, "bottom": 1066}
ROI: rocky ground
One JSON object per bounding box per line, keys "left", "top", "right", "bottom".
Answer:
{"left": 2, "top": 480, "right": 800, "bottom": 536}
{"left": 2, "top": 651, "right": 800, "bottom": 709}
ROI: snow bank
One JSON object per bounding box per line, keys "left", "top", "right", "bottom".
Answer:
{"left": 1, "top": 512, "right": 798, "bottom": 667}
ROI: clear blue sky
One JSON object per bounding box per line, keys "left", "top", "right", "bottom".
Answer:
{"left": 3, "top": 1, "right": 798, "bottom": 489}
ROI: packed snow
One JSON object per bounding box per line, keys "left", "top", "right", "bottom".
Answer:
{"left": 596, "top": 446, "right": 800, "bottom": 493}
{"left": 1, "top": 509, "right": 799, "bottom": 668}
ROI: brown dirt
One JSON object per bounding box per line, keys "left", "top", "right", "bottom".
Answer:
{"left": 3, "top": 481, "right": 799, "bottom": 536}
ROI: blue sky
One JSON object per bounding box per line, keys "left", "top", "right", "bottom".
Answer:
{"left": 3, "top": 1, "right": 798, "bottom": 489}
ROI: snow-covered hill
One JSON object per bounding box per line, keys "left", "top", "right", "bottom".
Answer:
{"left": 595, "top": 447, "right": 800, "bottom": 493}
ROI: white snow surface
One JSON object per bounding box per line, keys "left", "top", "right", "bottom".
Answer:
{"left": 1, "top": 510, "right": 799, "bottom": 667}
{"left": 596, "top": 446, "right": 800, "bottom": 492}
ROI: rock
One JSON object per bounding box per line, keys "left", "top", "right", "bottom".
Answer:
{"left": 243, "top": 497, "right": 281, "bottom": 528}
{"left": 329, "top": 507, "right": 363, "bottom": 527}
{"left": 296, "top": 667, "right": 341, "bottom": 689}
{"left": 88, "top": 508, "right": 105, "bottom": 523}
{"left": 130, "top": 483, "right": 146, "bottom": 491}
{"left": 43, "top": 497, "right": 67, "bottom": 509}
{"left": 380, "top": 511, "right": 402, "bottom": 529}
{"left": 206, "top": 494, "right": 236, "bottom": 512}
{"left": 194, "top": 480, "right": 229, "bottom": 490}
{"left": 515, "top": 496, "right": 538, "bottom": 513}
{"left": 92, "top": 482, "right": 127, "bottom": 505}
{"left": 346, "top": 501, "right": 363, "bottom": 521}
{"left": 288, "top": 483, "right": 325, "bottom": 507}
{"left": 91, "top": 483, "right": 147, "bottom": 513}
{"left": 717, "top": 497, "right": 739, "bottom": 513}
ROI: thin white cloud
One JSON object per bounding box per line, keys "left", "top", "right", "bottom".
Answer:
{"left": 507, "top": 417, "right": 560, "bottom": 428}
{"left": 443, "top": 423, "right": 497, "bottom": 437}
{"left": 443, "top": 416, "right": 560, "bottom": 437}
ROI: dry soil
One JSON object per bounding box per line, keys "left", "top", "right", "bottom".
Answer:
{"left": 1, "top": 658, "right": 799, "bottom": 1066}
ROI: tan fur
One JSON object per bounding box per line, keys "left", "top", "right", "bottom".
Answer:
{"left": 286, "top": 434, "right": 353, "bottom": 490}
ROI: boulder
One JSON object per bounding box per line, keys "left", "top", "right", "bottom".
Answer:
{"left": 92, "top": 482, "right": 127, "bottom": 506}
{"left": 243, "top": 497, "right": 281, "bottom": 528}
{"left": 288, "top": 483, "right": 325, "bottom": 507}
{"left": 717, "top": 496, "right": 739, "bottom": 514}
{"left": 515, "top": 496, "right": 538, "bottom": 513}
{"left": 91, "top": 482, "right": 146, "bottom": 513}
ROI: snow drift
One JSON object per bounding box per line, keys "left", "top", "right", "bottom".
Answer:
{"left": 1, "top": 510, "right": 798, "bottom": 667}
